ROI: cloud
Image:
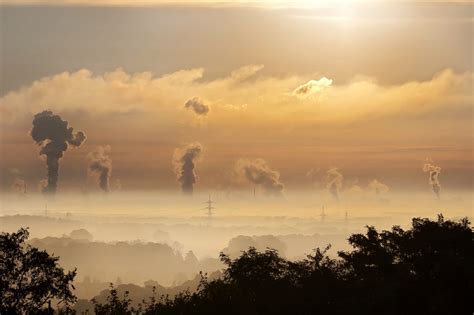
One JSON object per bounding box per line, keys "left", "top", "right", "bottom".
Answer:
{"left": 230, "top": 64, "right": 264, "bottom": 82}
{"left": 1, "top": 67, "right": 470, "bottom": 128}
{"left": 184, "top": 97, "right": 210, "bottom": 116}
{"left": 2, "top": 67, "right": 468, "bottom": 129}
{"left": 292, "top": 77, "right": 333, "bottom": 98}
{"left": 234, "top": 158, "right": 284, "bottom": 196}
{"left": 0, "top": 64, "right": 471, "bottom": 192}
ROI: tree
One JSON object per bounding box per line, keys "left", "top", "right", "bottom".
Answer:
{"left": 109, "top": 214, "right": 471, "bottom": 315}
{"left": 92, "top": 284, "right": 134, "bottom": 315}
{"left": 0, "top": 228, "right": 77, "bottom": 314}
{"left": 338, "top": 214, "right": 474, "bottom": 314}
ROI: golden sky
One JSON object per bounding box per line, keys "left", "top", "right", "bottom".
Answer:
{"left": 0, "top": 1, "right": 472, "bottom": 193}
{"left": 3, "top": 0, "right": 472, "bottom": 6}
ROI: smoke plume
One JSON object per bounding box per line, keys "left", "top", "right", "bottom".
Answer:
{"left": 37, "top": 179, "right": 48, "bottom": 192}
{"left": 423, "top": 162, "right": 441, "bottom": 198}
{"left": 235, "top": 158, "right": 284, "bottom": 196}
{"left": 30, "top": 110, "right": 86, "bottom": 194}
{"left": 173, "top": 143, "right": 203, "bottom": 194}
{"left": 88, "top": 146, "right": 112, "bottom": 192}
{"left": 184, "top": 97, "right": 210, "bottom": 116}
{"left": 306, "top": 167, "right": 319, "bottom": 181}
{"left": 326, "top": 168, "right": 343, "bottom": 201}
{"left": 368, "top": 179, "right": 389, "bottom": 196}
{"left": 112, "top": 179, "right": 122, "bottom": 191}
{"left": 11, "top": 178, "right": 27, "bottom": 195}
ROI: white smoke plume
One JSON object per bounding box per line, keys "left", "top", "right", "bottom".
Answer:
{"left": 235, "top": 158, "right": 284, "bottom": 196}
{"left": 368, "top": 179, "right": 389, "bottom": 196}
{"left": 11, "top": 178, "right": 27, "bottom": 195}
{"left": 423, "top": 162, "right": 441, "bottom": 198}
{"left": 326, "top": 167, "right": 343, "bottom": 201}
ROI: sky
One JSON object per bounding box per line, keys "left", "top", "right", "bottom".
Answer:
{"left": 0, "top": 0, "right": 472, "bottom": 194}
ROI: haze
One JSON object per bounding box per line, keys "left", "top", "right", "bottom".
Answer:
{"left": 0, "top": 0, "right": 472, "bottom": 304}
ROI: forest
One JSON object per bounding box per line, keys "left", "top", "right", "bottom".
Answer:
{"left": 1, "top": 214, "right": 472, "bottom": 315}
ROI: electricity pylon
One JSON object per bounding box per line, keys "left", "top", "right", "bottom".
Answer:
{"left": 319, "top": 205, "right": 326, "bottom": 223}
{"left": 204, "top": 194, "right": 214, "bottom": 219}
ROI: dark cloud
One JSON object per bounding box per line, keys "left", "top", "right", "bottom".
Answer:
{"left": 30, "top": 110, "right": 86, "bottom": 195}
{"left": 184, "top": 97, "right": 210, "bottom": 116}
{"left": 88, "top": 146, "right": 112, "bottom": 192}
{"left": 235, "top": 158, "right": 284, "bottom": 196}
{"left": 173, "top": 143, "right": 203, "bottom": 195}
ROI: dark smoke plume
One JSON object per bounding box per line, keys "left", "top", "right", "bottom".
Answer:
{"left": 235, "top": 158, "right": 284, "bottom": 196}
{"left": 31, "top": 111, "right": 86, "bottom": 194}
{"left": 88, "top": 146, "right": 112, "bottom": 192}
{"left": 173, "top": 143, "right": 203, "bottom": 194}
{"left": 326, "top": 167, "right": 343, "bottom": 201}
{"left": 184, "top": 97, "right": 210, "bottom": 116}
{"left": 423, "top": 162, "right": 441, "bottom": 198}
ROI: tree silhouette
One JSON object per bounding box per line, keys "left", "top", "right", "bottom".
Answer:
{"left": 92, "top": 284, "right": 134, "bottom": 315}
{"left": 2, "top": 215, "right": 472, "bottom": 315}
{"left": 338, "top": 214, "right": 474, "bottom": 314}
{"left": 0, "top": 228, "right": 77, "bottom": 314}
{"left": 93, "top": 214, "right": 472, "bottom": 315}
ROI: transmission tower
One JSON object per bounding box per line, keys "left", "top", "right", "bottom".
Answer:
{"left": 204, "top": 194, "right": 215, "bottom": 219}
{"left": 320, "top": 205, "right": 326, "bottom": 223}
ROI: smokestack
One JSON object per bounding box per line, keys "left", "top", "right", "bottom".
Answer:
{"left": 235, "top": 158, "right": 284, "bottom": 196}
{"left": 30, "top": 111, "right": 86, "bottom": 195}
{"left": 326, "top": 168, "right": 343, "bottom": 201}
{"left": 87, "top": 146, "right": 112, "bottom": 192}
{"left": 173, "top": 142, "right": 203, "bottom": 195}
{"left": 423, "top": 162, "right": 441, "bottom": 198}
